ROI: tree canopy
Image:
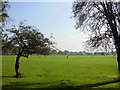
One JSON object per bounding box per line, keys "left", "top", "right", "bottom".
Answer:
{"left": 6, "top": 22, "right": 54, "bottom": 57}
{"left": 73, "top": 0, "right": 120, "bottom": 51}
{"left": 0, "top": 0, "right": 10, "bottom": 54}
{"left": 0, "top": 0, "right": 9, "bottom": 26}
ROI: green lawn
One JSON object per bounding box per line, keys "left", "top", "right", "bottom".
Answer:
{"left": 2, "top": 55, "right": 120, "bottom": 89}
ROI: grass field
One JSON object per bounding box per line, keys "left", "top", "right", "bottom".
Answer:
{"left": 2, "top": 55, "right": 120, "bottom": 89}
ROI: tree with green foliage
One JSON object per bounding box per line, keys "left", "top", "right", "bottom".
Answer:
{"left": 2, "top": 39, "right": 14, "bottom": 55}
{"left": 2, "top": 39, "right": 19, "bottom": 55}
{"left": 0, "top": 0, "right": 9, "bottom": 28}
{"left": 0, "top": 0, "right": 10, "bottom": 54}
{"left": 72, "top": 0, "right": 120, "bottom": 75}
{"left": 11, "top": 46, "right": 19, "bottom": 55}
{"left": 6, "top": 22, "right": 54, "bottom": 78}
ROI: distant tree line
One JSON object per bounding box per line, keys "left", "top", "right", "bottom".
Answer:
{"left": 52, "top": 50, "right": 117, "bottom": 56}
{"left": 2, "top": 46, "right": 116, "bottom": 56}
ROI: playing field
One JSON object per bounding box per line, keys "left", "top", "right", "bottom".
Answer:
{"left": 2, "top": 55, "right": 120, "bottom": 89}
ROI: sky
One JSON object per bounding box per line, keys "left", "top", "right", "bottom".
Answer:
{"left": 8, "top": 2, "right": 88, "bottom": 52}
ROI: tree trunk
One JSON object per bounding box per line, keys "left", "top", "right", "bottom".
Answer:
{"left": 103, "top": 7, "right": 120, "bottom": 74}
{"left": 116, "top": 46, "right": 120, "bottom": 82}
{"left": 116, "top": 47, "right": 120, "bottom": 74}
{"left": 14, "top": 47, "right": 24, "bottom": 78}
{"left": 14, "top": 52, "right": 21, "bottom": 78}
{"left": 118, "top": 55, "right": 120, "bottom": 74}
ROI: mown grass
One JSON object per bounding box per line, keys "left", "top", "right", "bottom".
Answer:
{"left": 2, "top": 55, "right": 120, "bottom": 89}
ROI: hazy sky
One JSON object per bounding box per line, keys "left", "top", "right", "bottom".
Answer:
{"left": 8, "top": 2, "right": 88, "bottom": 52}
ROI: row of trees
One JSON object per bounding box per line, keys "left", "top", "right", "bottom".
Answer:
{"left": 53, "top": 50, "right": 116, "bottom": 55}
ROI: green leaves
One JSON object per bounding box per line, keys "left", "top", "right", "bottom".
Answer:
{"left": 4, "top": 22, "right": 54, "bottom": 56}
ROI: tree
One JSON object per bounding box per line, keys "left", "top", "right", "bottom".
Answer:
{"left": 0, "top": 0, "right": 9, "bottom": 33}
{"left": 0, "top": 0, "right": 9, "bottom": 25}
{"left": 72, "top": 0, "right": 120, "bottom": 74}
{"left": 0, "top": 1, "right": 10, "bottom": 55}
{"left": 6, "top": 22, "right": 54, "bottom": 78}
{"left": 2, "top": 39, "right": 19, "bottom": 55}
{"left": 11, "top": 46, "right": 19, "bottom": 55}
{"left": 2, "top": 39, "right": 14, "bottom": 55}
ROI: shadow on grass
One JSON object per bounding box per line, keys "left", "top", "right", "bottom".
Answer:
{"left": 2, "top": 79, "right": 120, "bottom": 89}
{"left": 2, "top": 75, "right": 25, "bottom": 78}
{"left": 1, "top": 76, "right": 14, "bottom": 78}
{"left": 72, "top": 79, "right": 120, "bottom": 89}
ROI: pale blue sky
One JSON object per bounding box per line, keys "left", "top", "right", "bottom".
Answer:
{"left": 8, "top": 2, "right": 88, "bottom": 52}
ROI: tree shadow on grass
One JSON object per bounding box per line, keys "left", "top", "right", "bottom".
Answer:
{"left": 72, "top": 79, "right": 120, "bottom": 89}
{"left": 1, "top": 76, "right": 14, "bottom": 78}
{"left": 2, "top": 75, "right": 25, "bottom": 78}
{"left": 2, "top": 79, "right": 120, "bottom": 89}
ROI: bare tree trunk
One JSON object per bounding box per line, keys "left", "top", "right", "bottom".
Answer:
{"left": 14, "top": 52, "right": 21, "bottom": 78}
{"left": 14, "top": 47, "right": 24, "bottom": 78}
{"left": 116, "top": 47, "right": 120, "bottom": 74}
{"left": 115, "top": 46, "right": 120, "bottom": 82}
{"left": 118, "top": 55, "right": 120, "bottom": 74}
